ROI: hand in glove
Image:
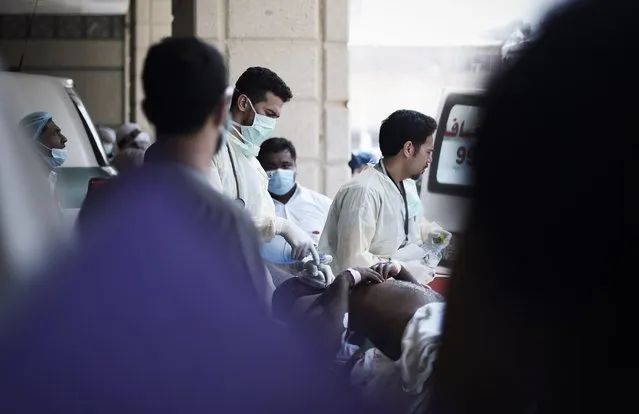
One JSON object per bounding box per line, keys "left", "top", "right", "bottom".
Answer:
{"left": 318, "top": 264, "right": 335, "bottom": 286}
{"left": 298, "top": 261, "right": 334, "bottom": 289}
{"left": 279, "top": 220, "right": 320, "bottom": 264}
{"left": 426, "top": 223, "right": 452, "bottom": 249}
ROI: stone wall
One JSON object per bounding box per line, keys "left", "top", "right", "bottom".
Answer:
{"left": 0, "top": 14, "right": 127, "bottom": 128}
{"left": 168, "top": 0, "right": 351, "bottom": 195}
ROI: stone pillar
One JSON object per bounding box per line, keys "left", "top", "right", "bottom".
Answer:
{"left": 171, "top": 0, "right": 351, "bottom": 196}
{"left": 132, "top": 0, "right": 173, "bottom": 133}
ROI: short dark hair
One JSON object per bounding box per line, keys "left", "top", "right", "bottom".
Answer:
{"left": 257, "top": 137, "right": 297, "bottom": 163}
{"left": 231, "top": 67, "right": 293, "bottom": 110}
{"left": 378, "top": 110, "right": 437, "bottom": 157}
{"left": 142, "top": 37, "right": 228, "bottom": 136}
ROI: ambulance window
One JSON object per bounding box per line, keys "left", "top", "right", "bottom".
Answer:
{"left": 436, "top": 104, "right": 480, "bottom": 186}
{"left": 428, "top": 94, "right": 483, "bottom": 197}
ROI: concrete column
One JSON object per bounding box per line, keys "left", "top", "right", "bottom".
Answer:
{"left": 171, "top": 0, "right": 351, "bottom": 195}
{"left": 132, "top": 0, "right": 173, "bottom": 132}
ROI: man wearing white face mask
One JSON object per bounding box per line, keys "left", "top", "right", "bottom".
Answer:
{"left": 257, "top": 138, "right": 332, "bottom": 269}
{"left": 210, "top": 67, "right": 321, "bottom": 286}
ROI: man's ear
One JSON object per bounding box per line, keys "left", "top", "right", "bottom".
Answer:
{"left": 237, "top": 94, "right": 249, "bottom": 112}
{"left": 402, "top": 140, "right": 414, "bottom": 158}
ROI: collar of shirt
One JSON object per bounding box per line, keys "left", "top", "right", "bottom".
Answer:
{"left": 272, "top": 184, "right": 301, "bottom": 207}
{"left": 173, "top": 164, "right": 210, "bottom": 187}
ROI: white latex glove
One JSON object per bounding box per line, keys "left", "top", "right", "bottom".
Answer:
{"left": 427, "top": 227, "right": 452, "bottom": 249}
{"left": 298, "top": 260, "right": 332, "bottom": 289}
{"left": 279, "top": 220, "right": 320, "bottom": 263}
{"left": 318, "top": 264, "right": 335, "bottom": 286}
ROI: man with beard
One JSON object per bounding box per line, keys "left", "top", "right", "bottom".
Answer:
{"left": 319, "top": 110, "right": 450, "bottom": 284}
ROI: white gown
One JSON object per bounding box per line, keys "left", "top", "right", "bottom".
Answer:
{"left": 318, "top": 165, "right": 441, "bottom": 283}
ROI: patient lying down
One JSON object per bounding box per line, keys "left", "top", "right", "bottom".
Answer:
{"left": 272, "top": 263, "right": 445, "bottom": 414}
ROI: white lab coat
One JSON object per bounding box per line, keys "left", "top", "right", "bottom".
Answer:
{"left": 209, "top": 138, "right": 287, "bottom": 241}
{"left": 318, "top": 166, "right": 440, "bottom": 283}
{"left": 209, "top": 137, "right": 291, "bottom": 309}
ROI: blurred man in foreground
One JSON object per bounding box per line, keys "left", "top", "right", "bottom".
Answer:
{"left": 0, "top": 37, "right": 360, "bottom": 413}
{"left": 434, "top": 0, "right": 633, "bottom": 413}
{"left": 80, "top": 37, "right": 268, "bottom": 304}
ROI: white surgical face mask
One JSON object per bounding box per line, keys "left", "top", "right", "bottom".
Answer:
{"left": 231, "top": 97, "right": 276, "bottom": 157}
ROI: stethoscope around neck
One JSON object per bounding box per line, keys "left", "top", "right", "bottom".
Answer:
{"left": 376, "top": 160, "right": 409, "bottom": 246}
{"left": 227, "top": 124, "right": 246, "bottom": 208}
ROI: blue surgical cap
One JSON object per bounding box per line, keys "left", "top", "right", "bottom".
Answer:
{"left": 19, "top": 111, "right": 52, "bottom": 141}
{"left": 349, "top": 152, "right": 379, "bottom": 171}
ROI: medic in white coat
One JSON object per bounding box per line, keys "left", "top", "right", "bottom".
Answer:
{"left": 209, "top": 68, "right": 320, "bottom": 300}
{"left": 319, "top": 110, "right": 451, "bottom": 284}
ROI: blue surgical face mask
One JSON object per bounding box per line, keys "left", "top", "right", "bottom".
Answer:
{"left": 232, "top": 98, "right": 276, "bottom": 156}
{"left": 49, "top": 148, "right": 67, "bottom": 168}
{"left": 267, "top": 168, "right": 296, "bottom": 196}
{"left": 38, "top": 142, "right": 67, "bottom": 168}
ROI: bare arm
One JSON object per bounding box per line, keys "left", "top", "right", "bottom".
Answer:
{"left": 300, "top": 268, "right": 383, "bottom": 359}
{"left": 304, "top": 273, "right": 352, "bottom": 358}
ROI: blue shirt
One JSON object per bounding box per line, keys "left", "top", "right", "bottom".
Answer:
{"left": 1, "top": 161, "right": 362, "bottom": 413}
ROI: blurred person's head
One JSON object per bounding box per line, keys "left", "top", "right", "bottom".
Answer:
{"left": 379, "top": 110, "right": 437, "bottom": 181}
{"left": 257, "top": 137, "right": 297, "bottom": 198}
{"left": 116, "top": 123, "right": 151, "bottom": 152}
{"left": 349, "top": 152, "right": 379, "bottom": 175}
{"left": 111, "top": 147, "right": 146, "bottom": 172}
{"left": 97, "top": 126, "right": 116, "bottom": 156}
{"left": 230, "top": 67, "right": 293, "bottom": 147}
{"left": 435, "top": 0, "right": 634, "bottom": 412}
{"left": 141, "top": 37, "right": 230, "bottom": 171}
{"left": 19, "top": 111, "right": 68, "bottom": 170}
